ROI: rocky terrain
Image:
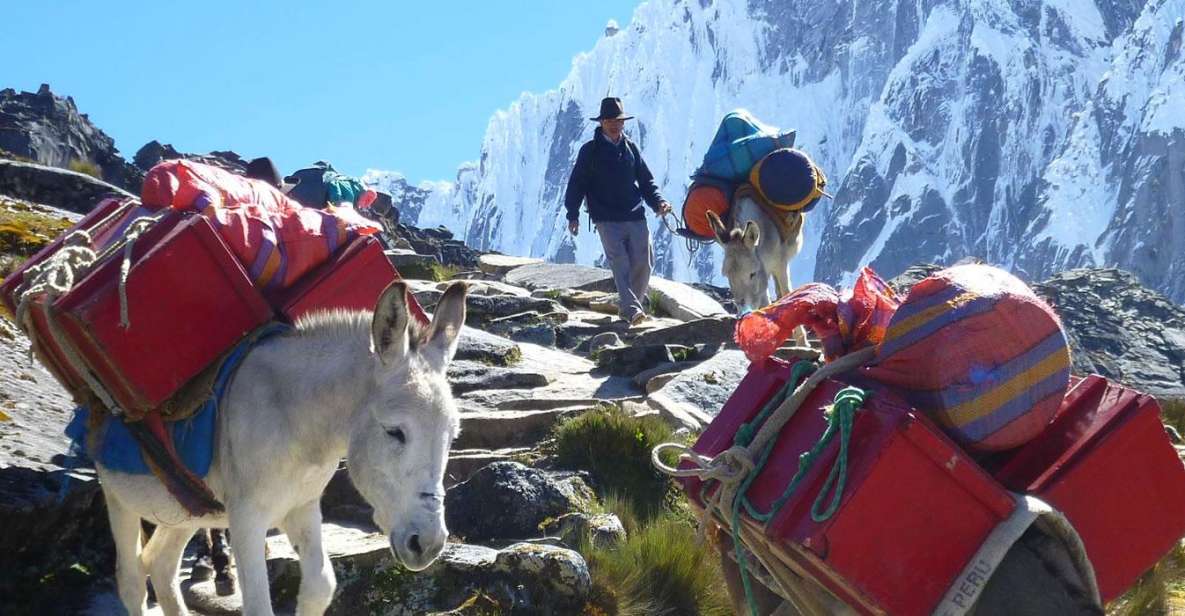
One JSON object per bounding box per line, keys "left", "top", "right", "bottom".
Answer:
{"left": 4, "top": 84, "right": 1185, "bottom": 614}
{"left": 5, "top": 181, "right": 1185, "bottom": 613}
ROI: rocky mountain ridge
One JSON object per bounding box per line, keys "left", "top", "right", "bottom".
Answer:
{"left": 370, "top": 0, "right": 1185, "bottom": 305}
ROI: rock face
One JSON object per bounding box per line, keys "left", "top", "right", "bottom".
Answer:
{"left": 1036, "top": 269, "right": 1185, "bottom": 398}
{"left": 0, "top": 85, "right": 141, "bottom": 191}
{"left": 0, "top": 315, "right": 113, "bottom": 613}
{"left": 444, "top": 462, "right": 593, "bottom": 542}
{"left": 131, "top": 140, "right": 248, "bottom": 175}
{"left": 0, "top": 159, "right": 134, "bottom": 213}
{"left": 378, "top": 0, "right": 1185, "bottom": 311}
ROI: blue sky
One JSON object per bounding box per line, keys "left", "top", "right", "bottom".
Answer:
{"left": 1, "top": 1, "right": 641, "bottom": 182}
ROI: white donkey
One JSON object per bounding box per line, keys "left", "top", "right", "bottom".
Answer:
{"left": 96, "top": 281, "right": 468, "bottom": 616}
{"left": 706, "top": 198, "right": 808, "bottom": 345}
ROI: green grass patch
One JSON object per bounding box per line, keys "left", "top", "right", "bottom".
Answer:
{"left": 0, "top": 199, "right": 73, "bottom": 259}
{"left": 397, "top": 260, "right": 460, "bottom": 282}
{"left": 1108, "top": 542, "right": 1185, "bottom": 615}
{"left": 552, "top": 404, "right": 681, "bottom": 520}
{"left": 581, "top": 499, "right": 733, "bottom": 616}
{"left": 1160, "top": 398, "right": 1185, "bottom": 439}
{"left": 67, "top": 159, "right": 102, "bottom": 179}
{"left": 647, "top": 289, "right": 670, "bottom": 319}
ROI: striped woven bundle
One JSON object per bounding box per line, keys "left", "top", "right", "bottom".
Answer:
{"left": 866, "top": 264, "right": 1071, "bottom": 451}
{"left": 697, "top": 110, "right": 797, "bottom": 182}
{"left": 141, "top": 159, "right": 379, "bottom": 292}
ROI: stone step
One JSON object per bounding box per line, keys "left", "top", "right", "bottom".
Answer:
{"left": 455, "top": 408, "right": 588, "bottom": 450}
{"left": 445, "top": 447, "right": 536, "bottom": 487}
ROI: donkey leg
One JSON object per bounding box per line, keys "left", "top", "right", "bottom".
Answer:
{"left": 106, "top": 495, "right": 148, "bottom": 615}
{"left": 229, "top": 506, "right": 276, "bottom": 616}
{"left": 772, "top": 268, "right": 809, "bottom": 346}
{"left": 281, "top": 499, "right": 336, "bottom": 616}
{"left": 142, "top": 526, "right": 194, "bottom": 616}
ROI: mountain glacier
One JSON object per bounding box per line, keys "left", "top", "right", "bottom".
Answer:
{"left": 366, "top": 0, "right": 1185, "bottom": 301}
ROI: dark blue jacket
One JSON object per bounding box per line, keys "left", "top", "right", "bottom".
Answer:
{"left": 564, "top": 128, "right": 665, "bottom": 223}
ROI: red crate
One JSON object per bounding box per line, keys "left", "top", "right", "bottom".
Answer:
{"left": 274, "top": 236, "right": 395, "bottom": 320}
{"left": 993, "top": 375, "right": 1185, "bottom": 601}
{"left": 1, "top": 199, "right": 165, "bottom": 395}
{"left": 685, "top": 358, "right": 1016, "bottom": 616}
{"left": 51, "top": 214, "right": 273, "bottom": 416}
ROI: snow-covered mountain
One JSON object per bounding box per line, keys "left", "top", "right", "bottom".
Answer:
{"left": 368, "top": 0, "right": 1185, "bottom": 301}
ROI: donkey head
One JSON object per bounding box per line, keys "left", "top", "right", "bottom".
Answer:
{"left": 347, "top": 281, "right": 467, "bottom": 571}
{"left": 707, "top": 210, "right": 770, "bottom": 313}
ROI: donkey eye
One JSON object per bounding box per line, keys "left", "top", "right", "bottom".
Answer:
{"left": 386, "top": 427, "right": 407, "bottom": 444}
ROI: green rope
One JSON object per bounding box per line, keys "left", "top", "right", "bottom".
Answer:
{"left": 715, "top": 363, "right": 868, "bottom": 616}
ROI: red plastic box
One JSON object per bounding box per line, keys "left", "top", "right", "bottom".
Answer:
{"left": 993, "top": 375, "right": 1185, "bottom": 601}
{"left": 686, "top": 358, "right": 1016, "bottom": 616}
{"left": 51, "top": 214, "right": 273, "bottom": 416}
{"left": 274, "top": 236, "right": 397, "bottom": 321}
{"left": 2, "top": 198, "right": 157, "bottom": 394}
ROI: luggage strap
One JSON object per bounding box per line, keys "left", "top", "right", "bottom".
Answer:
{"left": 933, "top": 493, "right": 1101, "bottom": 616}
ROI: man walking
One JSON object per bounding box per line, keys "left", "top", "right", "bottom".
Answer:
{"left": 565, "top": 97, "right": 672, "bottom": 325}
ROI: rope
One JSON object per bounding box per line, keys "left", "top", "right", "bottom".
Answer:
{"left": 116, "top": 215, "right": 166, "bottom": 329}
{"left": 652, "top": 346, "right": 876, "bottom": 616}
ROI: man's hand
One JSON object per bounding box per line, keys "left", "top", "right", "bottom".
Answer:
{"left": 657, "top": 201, "right": 673, "bottom": 216}
{"left": 568, "top": 219, "right": 580, "bottom": 236}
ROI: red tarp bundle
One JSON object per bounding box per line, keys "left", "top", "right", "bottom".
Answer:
{"left": 141, "top": 159, "right": 380, "bottom": 292}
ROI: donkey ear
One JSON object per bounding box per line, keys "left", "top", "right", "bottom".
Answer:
{"left": 706, "top": 210, "right": 729, "bottom": 244}
{"left": 371, "top": 281, "right": 411, "bottom": 363}
{"left": 743, "top": 221, "right": 760, "bottom": 248}
{"left": 422, "top": 281, "right": 468, "bottom": 369}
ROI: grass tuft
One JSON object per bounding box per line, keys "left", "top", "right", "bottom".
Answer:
{"left": 1108, "top": 542, "right": 1185, "bottom": 615}
{"left": 580, "top": 498, "right": 733, "bottom": 616}
{"left": 552, "top": 403, "right": 680, "bottom": 519}
{"left": 67, "top": 159, "right": 102, "bottom": 179}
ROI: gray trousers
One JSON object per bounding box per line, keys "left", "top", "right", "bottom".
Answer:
{"left": 595, "top": 219, "right": 652, "bottom": 319}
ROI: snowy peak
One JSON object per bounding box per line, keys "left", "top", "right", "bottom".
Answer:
{"left": 381, "top": 0, "right": 1185, "bottom": 302}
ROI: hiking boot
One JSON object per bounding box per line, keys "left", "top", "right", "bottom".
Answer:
{"left": 629, "top": 312, "right": 647, "bottom": 326}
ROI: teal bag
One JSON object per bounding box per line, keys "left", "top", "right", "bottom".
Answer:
{"left": 698, "top": 110, "right": 796, "bottom": 182}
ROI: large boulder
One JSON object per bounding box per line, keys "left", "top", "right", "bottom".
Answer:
{"left": 647, "top": 350, "right": 751, "bottom": 430}
{"left": 0, "top": 159, "right": 134, "bottom": 214}
{"left": 648, "top": 277, "right": 729, "bottom": 321}
{"left": 478, "top": 254, "right": 544, "bottom": 277}
{"left": 131, "top": 140, "right": 247, "bottom": 175}
{"left": 1036, "top": 268, "right": 1185, "bottom": 397}
{"left": 265, "top": 526, "right": 592, "bottom": 615}
{"left": 631, "top": 316, "right": 737, "bottom": 349}
{"left": 594, "top": 344, "right": 690, "bottom": 377}
{"left": 447, "top": 361, "right": 550, "bottom": 395}
{"left": 444, "top": 462, "right": 593, "bottom": 542}
{"left": 504, "top": 263, "right": 616, "bottom": 293}
{"left": 455, "top": 327, "right": 522, "bottom": 366}
{"left": 464, "top": 295, "right": 565, "bottom": 323}
{"left": 0, "top": 85, "right": 141, "bottom": 191}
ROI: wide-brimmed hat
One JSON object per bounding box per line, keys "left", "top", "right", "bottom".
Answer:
{"left": 590, "top": 97, "right": 634, "bottom": 121}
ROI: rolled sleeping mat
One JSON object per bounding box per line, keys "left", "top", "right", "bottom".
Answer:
{"left": 749, "top": 148, "right": 827, "bottom": 213}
